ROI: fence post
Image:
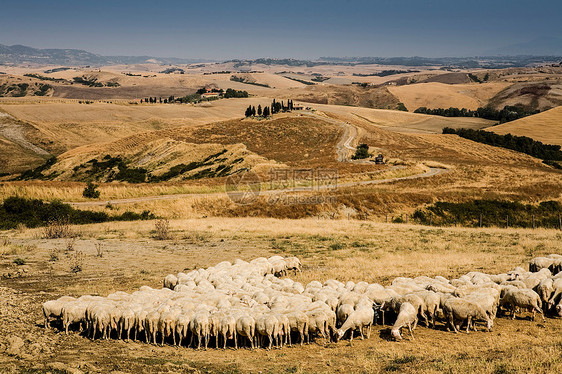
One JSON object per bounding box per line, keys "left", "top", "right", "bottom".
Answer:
{"left": 386, "top": 213, "right": 388, "bottom": 223}
{"left": 429, "top": 215, "right": 433, "bottom": 226}
{"left": 406, "top": 215, "right": 409, "bottom": 224}
{"left": 506, "top": 215, "right": 509, "bottom": 229}
{"left": 479, "top": 213, "right": 482, "bottom": 228}
{"left": 532, "top": 215, "right": 535, "bottom": 229}
{"left": 559, "top": 214, "right": 561, "bottom": 231}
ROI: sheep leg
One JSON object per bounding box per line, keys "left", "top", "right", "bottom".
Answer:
{"left": 466, "top": 317, "right": 471, "bottom": 334}
{"left": 234, "top": 333, "right": 238, "bottom": 350}
{"left": 408, "top": 322, "right": 415, "bottom": 341}
{"left": 536, "top": 307, "right": 546, "bottom": 323}
{"left": 268, "top": 334, "right": 272, "bottom": 350}
{"left": 449, "top": 314, "right": 458, "bottom": 333}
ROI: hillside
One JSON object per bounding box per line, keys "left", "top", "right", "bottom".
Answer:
{"left": 488, "top": 106, "right": 562, "bottom": 146}
{"left": 487, "top": 81, "right": 562, "bottom": 111}
{"left": 387, "top": 82, "right": 510, "bottom": 110}
{"left": 43, "top": 139, "right": 280, "bottom": 182}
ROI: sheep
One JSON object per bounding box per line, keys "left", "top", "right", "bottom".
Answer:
{"left": 390, "top": 302, "right": 417, "bottom": 341}
{"left": 336, "top": 304, "right": 354, "bottom": 327}
{"left": 335, "top": 306, "right": 374, "bottom": 342}
{"left": 164, "top": 274, "right": 178, "bottom": 290}
{"left": 286, "top": 311, "right": 309, "bottom": 346}
{"left": 145, "top": 310, "right": 160, "bottom": 344}
{"left": 500, "top": 289, "right": 545, "bottom": 322}
{"left": 256, "top": 314, "right": 279, "bottom": 349}
{"left": 535, "top": 278, "right": 554, "bottom": 310}
{"left": 90, "top": 305, "right": 111, "bottom": 340}
{"left": 443, "top": 298, "right": 493, "bottom": 333}
{"left": 42, "top": 296, "right": 76, "bottom": 329}
{"left": 235, "top": 315, "right": 256, "bottom": 349}
{"left": 285, "top": 257, "right": 302, "bottom": 274}
{"left": 218, "top": 314, "right": 236, "bottom": 349}
{"left": 547, "top": 278, "right": 562, "bottom": 310}
{"left": 118, "top": 306, "right": 136, "bottom": 341}
{"left": 61, "top": 301, "right": 88, "bottom": 335}
{"left": 529, "top": 257, "right": 554, "bottom": 273}
{"left": 190, "top": 312, "right": 210, "bottom": 350}
{"left": 412, "top": 290, "right": 441, "bottom": 327}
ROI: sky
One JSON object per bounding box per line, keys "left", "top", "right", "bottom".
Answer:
{"left": 1, "top": 0, "right": 560, "bottom": 59}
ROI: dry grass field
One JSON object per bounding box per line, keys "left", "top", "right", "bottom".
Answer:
{"left": 489, "top": 106, "right": 562, "bottom": 146}
{"left": 0, "top": 218, "right": 561, "bottom": 373}
{"left": 387, "top": 82, "right": 510, "bottom": 111}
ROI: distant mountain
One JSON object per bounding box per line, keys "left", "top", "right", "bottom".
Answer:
{"left": 0, "top": 44, "right": 211, "bottom": 66}
{"left": 482, "top": 37, "right": 562, "bottom": 56}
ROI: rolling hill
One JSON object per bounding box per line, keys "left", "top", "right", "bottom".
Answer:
{"left": 488, "top": 106, "right": 562, "bottom": 146}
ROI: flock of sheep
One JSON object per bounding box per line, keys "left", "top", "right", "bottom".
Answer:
{"left": 42, "top": 253, "right": 562, "bottom": 349}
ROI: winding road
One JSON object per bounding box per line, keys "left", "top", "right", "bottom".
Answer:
{"left": 66, "top": 112, "right": 448, "bottom": 207}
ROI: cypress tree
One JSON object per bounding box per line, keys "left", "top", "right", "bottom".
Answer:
{"left": 252, "top": 106, "right": 256, "bottom": 116}
{"left": 257, "top": 105, "right": 262, "bottom": 116}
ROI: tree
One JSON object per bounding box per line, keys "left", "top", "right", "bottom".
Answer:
{"left": 83, "top": 182, "right": 100, "bottom": 198}
{"left": 257, "top": 105, "right": 262, "bottom": 116}
{"left": 263, "top": 106, "right": 270, "bottom": 117}
{"left": 252, "top": 106, "right": 256, "bottom": 116}
{"left": 351, "top": 144, "right": 370, "bottom": 160}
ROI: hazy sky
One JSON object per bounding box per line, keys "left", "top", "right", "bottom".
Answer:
{"left": 1, "top": 0, "right": 560, "bottom": 59}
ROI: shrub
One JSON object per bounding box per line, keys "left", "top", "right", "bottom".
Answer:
{"left": 329, "top": 242, "right": 344, "bottom": 250}
{"left": 0, "top": 196, "right": 154, "bottom": 230}
{"left": 43, "top": 218, "right": 75, "bottom": 239}
{"left": 351, "top": 144, "right": 370, "bottom": 160}
{"left": 154, "top": 219, "right": 171, "bottom": 240}
{"left": 13, "top": 257, "right": 26, "bottom": 265}
{"left": 443, "top": 127, "right": 562, "bottom": 161}
{"left": 82, "top": 182, "right": 100, "bottom": 198}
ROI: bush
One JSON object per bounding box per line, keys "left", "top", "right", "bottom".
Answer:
{"left": 13, "top": 257, "right": 26, "bottom": 265}
{"left": 0, "top": 196, "right": 154, "bottom": 230}
{"left": 443, "top": 128, "right": 562, "bottom": 161}
{"left": 351, "top": 144, "right": 370, "bottom": 160}
{"left": 154, "top": 219, "right": 170, "bottom": 240}
{"left": 82, "top": 182, "right": 100, "bottom": 198}
{"left": 43, "top": 218, "right": 75, "bottom": 239}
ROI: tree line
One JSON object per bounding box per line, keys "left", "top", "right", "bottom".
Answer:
{"left": 415, "top": 105, "right": 539, "bottom": 123}
{"left": 140, "top": 88, "right": 248, "bottom": 104}
{"left": 442, "top": 127, "right": 562, "bottom": 166}
{"left": 244, "top": 99, "right": 294, "bottom": 118}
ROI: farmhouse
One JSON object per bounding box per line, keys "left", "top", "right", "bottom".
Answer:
{"left": 201, "top": 92, "right": 220, "bottom": 99}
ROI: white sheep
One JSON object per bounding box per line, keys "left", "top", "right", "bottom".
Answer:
{"left": 390, "top": 302, "right": 417, "bottom": 341}
{"left": 500, "top": 288, "right": 545, "bottom": 322}
{"left": 42, "top": 296, "right": 76, "bottom": 329}
{"left": 443, "top": 298, "right": 493, "bottom": 333}
{"left": 335, "top": 306, "right": 374, "bottom": 342}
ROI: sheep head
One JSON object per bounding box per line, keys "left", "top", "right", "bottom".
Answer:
{"left": 390, "top": 328, "right": 402, "bottom": 341}
{"left": 335, "top": 329, "right": 345, "bottom": 342}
